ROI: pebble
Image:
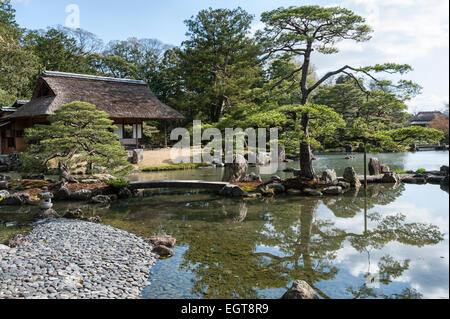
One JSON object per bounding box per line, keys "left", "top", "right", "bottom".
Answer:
{"left": 0, "top": 219, "right": 156, "bottom": 299}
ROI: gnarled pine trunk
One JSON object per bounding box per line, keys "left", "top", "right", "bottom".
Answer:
{"left": 299, "top": 112, "right": 316, "bottom": 180}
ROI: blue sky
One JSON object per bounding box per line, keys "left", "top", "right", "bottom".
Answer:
{"left": 10, "top": 0, "right": 450, "bottom": 112}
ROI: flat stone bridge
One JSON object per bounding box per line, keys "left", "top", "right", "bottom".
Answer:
{"left": 129, "top": 180, "right": 231, "bottom": 191}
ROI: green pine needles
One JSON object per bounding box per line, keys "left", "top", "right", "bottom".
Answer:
{"left": 22, "top": 101, "right": 132, "bottom": 177}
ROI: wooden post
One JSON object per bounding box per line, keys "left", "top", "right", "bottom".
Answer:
{"left": 135, "top": 120, "right": 139, "bottom": 149}
{"left": 164, "top": 120, "right": 168, "bottom": 148}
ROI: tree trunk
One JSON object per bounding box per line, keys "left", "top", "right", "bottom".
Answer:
{"left": 299, "top": 112, "right": 316, "bottom": 179}
{"left": 58, "top": 162, "right": 78, "bottom": 183}
{"left": 298, "top": 43, "right": 316, "bottom": 180}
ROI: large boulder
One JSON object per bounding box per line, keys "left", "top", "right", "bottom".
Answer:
{"left": 54, "top": 186, "right": 72, "bottom": 200}
{"left": 152, "top": 245, "right": 175, "bottom": 258}
{"left": 70, "top": 189, "right": 93, "bottom": 201}
{"left": 381, "top": 165, "right": 390, "bottom": 174}
{"left": 222, "top": 154, "right": 248, "bottom": 182}
{"left": 0, "top": 174, "right": 11, "bottom": 181}
{"left": 219, "top": 185, "right": 245, "bottom": 197}
{"left": 147, "top": 236, "right": 176, "bottom": 248}
{"left": 322, "top": 186, "right": 343, "bottom": 195}
{"left": 441, "top": 175, "right": 449, "bottom": 187}
{"left": 259, "top": 183, "right": 285, "bottom": 196}
{"left": 343, "top": 167, "right": 361, "bottom": 188}
{"left": 369, "top": 158, "right": 381, "bottom": 176}
{"left": 63, "top": 208, "right": 83, "bottom": 219}
{"left": 281, "top": 280, "right": 319, "bottom": 299}
{"left": 381, "top": 172, "right": 401, "bottom": 184}
{"left": 1, "top": 193, "right": 30, "bottom": 206}
{"left": 321, "top": 169, "right": 337, "bottom": 185}
{"left": 38, "top": 208, "right": 60, "bottom": 219}
{"left": 243, "top": 172, "right": 263, "bottom": 183}
{"left": 440, "top": 165, "right": 449, "bottom": 176}
{"left": 89, "top": 195, "right": 111, "bottom": 204}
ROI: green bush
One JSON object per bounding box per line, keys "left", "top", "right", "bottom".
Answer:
{"left": 105, "top": 177, "right": 130, "bottom": 189}
{"left": 416, "top": 168, "right": 426, "bottom": 174}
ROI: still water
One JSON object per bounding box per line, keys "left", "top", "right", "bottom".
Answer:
{"left": 1, "top": 151, "right": 448, "bottom": 299}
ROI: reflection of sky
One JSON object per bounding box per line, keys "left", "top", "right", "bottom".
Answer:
{"left": 317, "top": 184, "right": 449, "bottom": 299}
{"left": 142, "top": 183, "right": 449, "bottom": 299}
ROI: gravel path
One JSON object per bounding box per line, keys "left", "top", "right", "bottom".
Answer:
{"left": 0, "top": 219, "right": 156, "bottom": 299}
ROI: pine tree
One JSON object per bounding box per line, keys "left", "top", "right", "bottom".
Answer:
{"left": 22, "top": 101, "right": 132, "bottom": 180}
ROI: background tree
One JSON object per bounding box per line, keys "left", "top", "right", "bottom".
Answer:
{"left": 167, "top": 7, "right": 262, "bottom": 123}
{"left": 22, "top": 102, "right": 132, "bottom": 180}
{"left": 258, "top": 5, "right": 421, "bottom": 179}
{"left": 427, "top": 113, "right": 449, "bottom": 144}
{"left": 0, "top": 0, "right": 39, "bottom": 101}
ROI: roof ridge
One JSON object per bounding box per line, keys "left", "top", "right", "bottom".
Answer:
{"left": 42, "top": 71, "right": 147, "bottom": 85}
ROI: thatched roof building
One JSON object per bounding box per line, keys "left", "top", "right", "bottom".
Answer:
{"left": 409, "top": 111, "right": 447, "bottom": 127}
{"left": 7, "top": 71, "right": 184, "bottom": 120}
{"left": 1, "top": 71, "right": 184, "bottom": 154}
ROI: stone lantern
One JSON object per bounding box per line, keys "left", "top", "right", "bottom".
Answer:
{"left": 38, "top": 186, "right": 54, "bottom": 210}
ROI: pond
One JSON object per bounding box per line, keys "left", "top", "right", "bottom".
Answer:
{"left": 1, "top": 151, "right": 448, "bottom": 299}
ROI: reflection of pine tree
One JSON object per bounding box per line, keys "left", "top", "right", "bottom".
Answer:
{"left": 97, "top": 188, "right": 444, "bottom": 299}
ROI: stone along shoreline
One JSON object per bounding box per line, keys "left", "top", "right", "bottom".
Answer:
{"left": 0, "top": 219, "right": 156, "bottom": 299}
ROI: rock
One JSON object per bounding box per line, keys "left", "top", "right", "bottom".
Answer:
{"left": 245, "top": 193, "right": 262, "bottom": 198}
{"left": 381, "top": 165, "right": 390, "bottom": 173}
{"left": 303, "top": 188, "right": 323, "bottom": 196}
{"left": 381, "top": 172, "right": 400, "bottom": 184}
{"left": 345, "top": 155, "right": 355, "bottom": 160}
{"left": 1, "top": 193, "right": 30, "bottom": 206}
{"left": 212, "top": 158, "right": 224, "bottom": 167}
{"left": 322, "top": 186, "right": 343, "bottom": 195}
{"left": 89, "top": 195, "right": 111, "bottom": 204}
{"left": 152, "top": 245, "right": 175, "bottom": 258}
{"left": 21, "top": 173, "right": 45, "bottom": 180}
{"left": 54, "top": 186, "right": 71, "bottom": 200}
{"left": 0, "top": 180, "right": 8, "bottom": 190}
{"left": 0, "top": 174, "right": 11, "bottom": 181}
{"left": 131, "top": 149, "right": 144, "bottom": 164}
{"left": 281, "top": 280, "right": 319, "bottom": 299}
{"left": 427, "top": 176, "right": 445, "bottom": 185}
{"left": 321, "top": 169, "right": 337, "bottom": 184}
{"left": 256, "top": 152, "right": 271, "bottom": 165}
{"left": 0, "top": 165, "right": 9, "bottom": 172}
{"left": 244, "top": 172, "right": 262, "bottom": 183}
{"left": 0, "top": 244, "right": 10, "bottom": 250}
{"left": 440, "top": 165, "right": 449, "bottom": 176}
{"left": 146, "top": 236, "right": 176, "bottom": 248}
{"left": 38, "top": 208, "right": 60, "bottom": 219}
{"left": 63, "top": 209, "right": 83, "bottom": 220}
{"left": 336, "top": 181, "right": 350, "bottom": 190}
{"left": 219, "top": 185, "right": 245, "bottom": 197}
{"left": 0, "top": 190, "right": 9, "bottom": 198}
{"left": 70, "top": 189, "right": 93, "bottom": 201}
{"left": 118, "top": 187, "right": 132, "bottom": 199}
{"left": 260, "top": 183, "right": 285, "bottom": 196}
{"left": 441, "top": 175, "right": 449, "bottom": 187}
{"left": 343, "top": 167, "right": 361, "bottom": 188}
{"left": 270, "top": 175, "right": 282, "bottom": 183}
{"left": 7, "top": 234, "right": 28, "bottom": 248}
{"left": 369, "top": 158, "right": 381, "bottom": 176}
{"left": 86, "top": 216, "right": 102, "bottom": 223}
{"left": 222, "top": 154, "right": 248, "bottom": 182}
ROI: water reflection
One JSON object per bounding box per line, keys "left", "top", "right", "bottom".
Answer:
{"left": 1, "top": 183, "right": 447, "bottom": 299}
{"left": 92, "top": 184, "right": 447, "bottom": 299}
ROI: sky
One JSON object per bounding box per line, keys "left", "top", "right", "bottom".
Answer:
{"left": 9, "top": 0, "right": 450, "bottom": 113}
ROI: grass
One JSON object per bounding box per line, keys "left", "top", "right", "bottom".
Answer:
{"left": 141, "top": 163, "right": 211, "bottom": 172}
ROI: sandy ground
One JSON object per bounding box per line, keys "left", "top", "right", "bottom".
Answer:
{"left": 137, "top": 148, "right": 204, "bottom": 168}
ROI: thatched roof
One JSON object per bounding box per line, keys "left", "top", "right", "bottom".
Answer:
{"left": 410, "top": 111, "right": 446, "bottom": 126}
{"left": 7, "top": 71, "right": 184, "bottom": 120}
